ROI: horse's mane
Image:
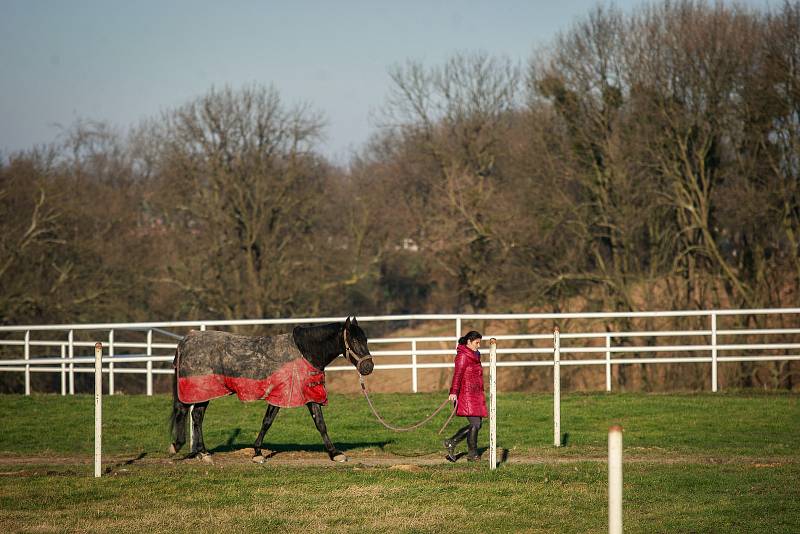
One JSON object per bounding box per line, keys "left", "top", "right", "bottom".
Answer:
{"left": 292, "top": 322, "right": 342, "bottom": 363}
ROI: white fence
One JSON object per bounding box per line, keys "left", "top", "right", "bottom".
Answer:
{"left": 1, "top": 308, "right": 799, "bottom": 395}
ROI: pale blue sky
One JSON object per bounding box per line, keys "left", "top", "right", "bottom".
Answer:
{"left": 0, "top": 0, "right": 775, "bottom": 162}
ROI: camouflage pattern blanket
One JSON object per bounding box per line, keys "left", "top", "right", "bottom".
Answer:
{"left": 174, "top": 330, "right": 327, "bottom": 407}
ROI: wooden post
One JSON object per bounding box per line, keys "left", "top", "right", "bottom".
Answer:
{"left": 60, "top": 344, "right": 66, "bottom": 395}
{"left": 609, "top": 425, "right": 623, "bottom": 534}
{"left": 554, "top": 326, "right": 561, "bottom": 447}
{"left": 146, "top": 329, "right": 153, "bottom": 396}
{"left": 605, "top": 334, "right": 612, "bottom": 392}
{"left": 711, "top": 313, "right": 718, "bottom": 392}
{"left": 411, "top": 339, "right": 418, "bottom": 393}
{"left": 68, "top": 330, "right": 75, "bottom": 395}
{"left": 489, "top": 338, "right": 497, "bottom": 470}
{"left": 188, "top": 406, "right": 194, "bottom": 450}
{"left": 24, "top": 330, "right": 30, "bottom": 396}
{"left": 95, "top": 342, "right": 103, "bottom": 478}
{"left": 108, "top": 329, "right": 115, "bottom": 396}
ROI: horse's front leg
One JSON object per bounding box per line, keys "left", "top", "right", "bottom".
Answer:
{"left": 307, "top": 402, "right": 346, "bottom": 462}
{"left": 252, "top": 404, "right": 280, "bottom": 463}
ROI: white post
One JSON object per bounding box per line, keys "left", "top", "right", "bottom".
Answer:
{"left": 108, "top": 329, "right": 115, "bottom": 396}
{"left": 711, "top": 313, "right": 718, "bottom": 392}
{"left": 489, "top": 338, "right": 497, "bottom": 470}
{"left": 68, "top": 330, "right": 75, "bottom": 395}
{"left": 608, "top": 425, "right": 623, "bottom": 534}
{"left": 188, "top": 328, "right": 196, "bottom": 448}
{"left": 606, "top": 334, "right": 612, "bottom": 392}
{"left": 411, "top": 339, "right": 418, "bottom": 393}
{"left": 554, "top": 326, "right": 561, "bottom": 447}
{"left": 188, "top": 405, "right": 194, "bottom": 450}
{"left": 60, "top": 344, "right": 66, "bottom": 395}
{"left": 146, "top": 329, "right": 153, "bottom": 396}
{"left": 94, "top": 342, "right": 103, "bottom": 478}
{"left": 24, "top": 330, "right": 30, "bottom": 396}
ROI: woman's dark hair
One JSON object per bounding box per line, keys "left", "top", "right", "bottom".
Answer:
{"left": 458, "top": 330, "right": 482, "bottom": 346}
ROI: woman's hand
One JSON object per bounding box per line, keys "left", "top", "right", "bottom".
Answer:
{"left": 448, "top": 393, "right": 457, "bottom": 402}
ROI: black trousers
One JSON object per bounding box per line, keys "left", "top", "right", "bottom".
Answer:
{"left": 448, "top": 416, "right": 482, "bottom": 444}
{"left": 466, "top": 416, "right": 482, "bottom": 430}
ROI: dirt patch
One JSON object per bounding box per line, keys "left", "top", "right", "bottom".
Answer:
{"left": 0, "top": 449, "right": 795, "bottom": 476}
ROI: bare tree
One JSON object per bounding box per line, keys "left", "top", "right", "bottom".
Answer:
{"left": 380, "top": 52, "right": 521, "bottom": 310}
{"left": 148, "top": 85, "right": 329, "bottom": 322}
{"left": 0, "top": 152, "right": 62, "bottom": 324}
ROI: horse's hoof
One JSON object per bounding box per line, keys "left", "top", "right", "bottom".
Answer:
{"left": 168, "top": 444, "right": 177, "bottom": 455}
{"left": 332, "top": 453, "right": 348, "bottom": 463}
{"left": 251, "top": 455, "right": 265, "bottom": 464}
{"left": 200, "top": 453, "right": 214, "bottom": 464}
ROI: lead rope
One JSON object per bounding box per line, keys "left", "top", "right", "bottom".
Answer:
{"left": 359, "top": 375, "right": 457, "bottom": 434}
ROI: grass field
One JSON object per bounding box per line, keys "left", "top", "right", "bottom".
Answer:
{"left": 0, "top": 392, "right": 798, "bottom": 533}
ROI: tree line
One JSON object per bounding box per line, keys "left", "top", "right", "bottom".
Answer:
{"left": 2, "top": 1, "right": 798, "bottom": 391}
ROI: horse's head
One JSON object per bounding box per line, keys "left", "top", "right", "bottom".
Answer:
{"left": 343, "top": 317, "right": 373, "bottom": 375}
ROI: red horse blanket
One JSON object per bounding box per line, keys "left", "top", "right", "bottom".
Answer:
{"left": 174, "top": 330, "right": 327, "bottom": 407}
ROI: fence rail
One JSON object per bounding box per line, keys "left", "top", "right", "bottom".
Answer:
{"left": 1, "top": 308, "right": 799, "bottom": 395}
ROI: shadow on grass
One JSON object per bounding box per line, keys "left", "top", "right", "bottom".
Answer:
{"left": 225, "top": 428, "right": 241, "bottom": 448}
{"left": 103, "top": 452, "right": 147, "bottom": 473}
{"left": 209, "top": 441, "right": 392, "bottom": 455}
{"left": 124, "top": 452, "right": 147, "bottom": 465}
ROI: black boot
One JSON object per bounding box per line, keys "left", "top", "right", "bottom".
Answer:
{"left": 443, "top": 425, "right": 470, "bottom": 462}
{"left": 466, "top": 426, "right": 480, "bottom": 461}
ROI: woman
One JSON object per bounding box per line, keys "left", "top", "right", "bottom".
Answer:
{"left": 444, "top": 330, "right": 487, "bottom": 462}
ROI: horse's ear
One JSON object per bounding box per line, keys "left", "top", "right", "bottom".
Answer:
{"left": 352, "top": 316, "right": 358, "bottom": 326}
{"left": 344, "top": 316, "right": 352, "bottom": 329}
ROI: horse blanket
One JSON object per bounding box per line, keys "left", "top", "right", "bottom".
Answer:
{"left": 174, "top": 330, "right": 327, "bottom": 407}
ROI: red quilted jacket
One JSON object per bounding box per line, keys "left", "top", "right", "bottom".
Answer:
{"left": 449, "top": 344, "right": 487, "bottom": 417}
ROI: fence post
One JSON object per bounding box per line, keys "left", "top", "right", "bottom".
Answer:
{"left": 605, "top": 334, "right": 612, "bottom": 392}
{"left": 68, "top": 330, "right": 75, "bottom": 395}
{"left": 108, "top": 329, "right": 115, "bottom": 396}
{"left": 146, "top": 329, "right": 153, "bottom": 396}
{"left": 554, "top": 326, "right": 561, "bottom": 447}
{"left": 191, "top": 324, "right": 202, "bottom": 445}
{"left": 60, "top": 344, "right": 66, "bottom": 395}
{"left": 455, "top": 317, "right": 461, "bottom": 344}
{"left": 24, "top": 330, "right": 30, "bottom": 396}
{"left": 188, "top": 406, "right": 194, "bottom": 450}
{"left": 94, "top": 342, "right": 103, "bottom": 478}
{"left": 609, "top": 425, "right": 623, "bottom": 534}
{"left": 411, "top": 339, "right": 418, "bottom": 393}
{"left": 711, "top": 312, "right": 718, "bottom": 392}
{"left": 489, "top": 338, "right": 497, "bottom": 470}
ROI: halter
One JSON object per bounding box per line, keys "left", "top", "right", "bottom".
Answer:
{"left": 343, "top": 326, "right": 372, "bottom": 374}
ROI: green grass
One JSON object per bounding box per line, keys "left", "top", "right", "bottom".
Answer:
{"left": 1, "top": 391, "right": 796, "bottom": 458}
{"left": 2, "top": 462, "right": 798, "bottom": 533}
{"left": 0, "top": 392, "right": 798, "bottom": 533}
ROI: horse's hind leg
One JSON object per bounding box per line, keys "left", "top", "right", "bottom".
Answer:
{"left": 307, "top": 402, "right": 346, "bottom": 462}
{"left": 189, "top": 401, "right": 210, "bottom": 458}
{"left": 169, "top": 401, "right": 190, "bottom": 454}
{"left": 252, "top": 404, "right": 280, "bottom": 463}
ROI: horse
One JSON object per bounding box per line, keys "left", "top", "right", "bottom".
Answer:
{"left": 168, "top": 317, "right": 373, "bottom": 463}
